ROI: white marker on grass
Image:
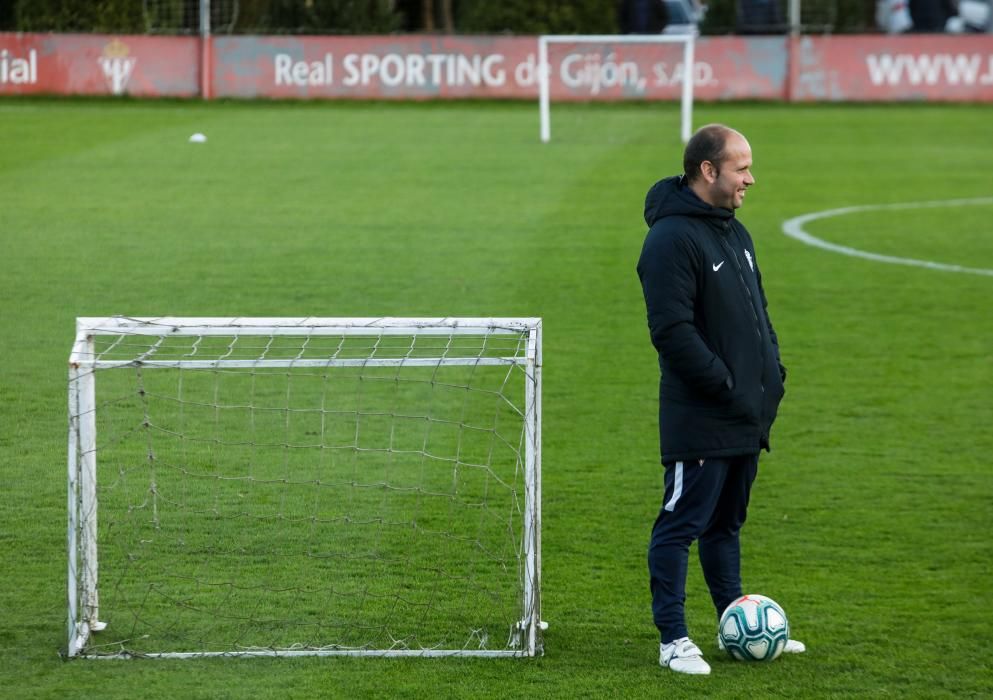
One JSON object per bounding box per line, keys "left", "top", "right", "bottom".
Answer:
{"left": 782, "top": 198, "right": 993, "bottom": 277}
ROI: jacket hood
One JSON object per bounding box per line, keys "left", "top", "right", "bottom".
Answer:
{"left": 644, "top": 175, "right": 734, "bottom": 228}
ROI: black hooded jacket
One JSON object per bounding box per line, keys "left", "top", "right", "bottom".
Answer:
{"left": 637, "top": 175, "right": 785, "bottom": 463}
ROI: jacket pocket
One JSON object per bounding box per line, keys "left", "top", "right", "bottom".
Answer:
{"left": 723, "top": 373, "right": 761, "bottom": 424}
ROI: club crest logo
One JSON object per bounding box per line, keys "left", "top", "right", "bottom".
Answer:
{"left": 98, "top": 39, "right": 136, "bottom": 95}
{"left": 744, "top": 249, "right": 754, "bottom": 271}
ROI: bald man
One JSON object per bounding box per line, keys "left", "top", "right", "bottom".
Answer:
{"left": 637, "top": 124, "right": 804, "bottom": 675}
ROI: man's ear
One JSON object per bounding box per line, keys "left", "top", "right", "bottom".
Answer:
{"left": 701, "top": 160, "right": 719, "bottom": 184}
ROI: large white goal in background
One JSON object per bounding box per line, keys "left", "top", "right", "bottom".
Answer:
{"left": 67, "top": 317, "right": 542, "bottom": 658}
{"left": 539, "top": 33, "right": 696, "bottom": 144}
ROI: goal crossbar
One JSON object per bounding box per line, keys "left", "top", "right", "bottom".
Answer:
{"left": 74, "top": 316, "right": 540, "bottom": 335}
{"left": 538, "top": 33, "right": 696, "bottom": 143}
{"left": 70, "top": 317, "right": 539, "bottom": 369}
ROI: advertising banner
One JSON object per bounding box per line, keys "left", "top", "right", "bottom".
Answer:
{"left": 0, "top": 33, "right": 199, "bottom": 97}
{"left": 211, "top": 35, "right": 786, "bottom": 101}
{"left": 791, "top": 35, "right": 993, "bottom": 101}
{"left": 2, "top": 32, "right": 992, "bottom": 102}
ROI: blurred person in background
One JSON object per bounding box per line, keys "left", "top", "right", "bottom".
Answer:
{"left": 909, "top": 0, "right": 956, "bottom": 30}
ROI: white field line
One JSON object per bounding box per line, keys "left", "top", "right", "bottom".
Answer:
{"left": 781, "top": 197, "right": 993, "bottom": 277}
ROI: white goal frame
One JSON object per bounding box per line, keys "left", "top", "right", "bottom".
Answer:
{"left": 538, "top": 33, "right": 696, "bottom": 144}
{"left": 67, "top": 316, "right": 543, "bottom": 659}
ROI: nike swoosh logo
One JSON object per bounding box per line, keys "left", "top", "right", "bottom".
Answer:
{"left": 713, "top": 261, "right": 725, "bottom": 271}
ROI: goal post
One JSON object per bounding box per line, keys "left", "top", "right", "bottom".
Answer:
{"left": 538, "top": 33, "right": 696, "bottom": 144}
{"left": 67, "top": 317, "right": 543, "bottom": 658}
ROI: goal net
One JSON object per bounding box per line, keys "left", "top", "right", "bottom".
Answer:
{"left": 67, "top": 317, "right": 542, "bottom": 658}
{"left": 538, "top": 33, "right": 696, "bottom": 144}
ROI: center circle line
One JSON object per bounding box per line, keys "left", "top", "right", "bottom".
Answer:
{"left": 781, "top": 197, "right": 993, "bottom": 277}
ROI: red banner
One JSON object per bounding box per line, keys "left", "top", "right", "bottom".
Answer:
{"left": 211, "top": 35, "right": 786, "bottom": 101}
{"left": 790, "top": 35, "right": 993, "bottom": 101}
{"left": 215, "top": 36, "right": 533, "bottom": 99}
{"left": 0, "top": 33, "right": 199, "bottom": 97}
{"left": 2, "top": 32, "right": 992, "bottom": 102}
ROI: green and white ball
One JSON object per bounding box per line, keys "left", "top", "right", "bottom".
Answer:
{"left": 718, "top": 594, "right": 789, "bottom": 662}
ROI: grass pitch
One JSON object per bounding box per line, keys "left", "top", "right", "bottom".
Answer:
{"left": 1, "top": 97, "right": 991, "bottom": 698}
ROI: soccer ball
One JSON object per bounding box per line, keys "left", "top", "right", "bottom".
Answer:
{"left": 718, "top": 594, "right": 789, "bottom": 662}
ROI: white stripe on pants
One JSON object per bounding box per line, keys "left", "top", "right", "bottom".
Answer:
{"left": 664, "top": 461, "right": 683, "bottom": 512}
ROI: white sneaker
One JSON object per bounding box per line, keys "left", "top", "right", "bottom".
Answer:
{"left": 783, "top": 638, "right": 806, "bottom": 654}
{"left": 660, "top": 637, "right": 711, "bottom": 675}
{"left": 717, "top": 635, "right": 806, "bottom": 654}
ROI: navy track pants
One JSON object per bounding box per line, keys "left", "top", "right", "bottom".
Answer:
{"left": 647, "top": 454, "right": 758, "bottom": 643}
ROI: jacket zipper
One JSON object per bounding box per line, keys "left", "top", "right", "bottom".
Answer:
{"left": 718, "top": 225, "right": 767, "bottom": 399}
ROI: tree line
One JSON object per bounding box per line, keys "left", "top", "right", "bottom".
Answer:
{"left": 0, "top": 0, "right": 874, "bottom": 35}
